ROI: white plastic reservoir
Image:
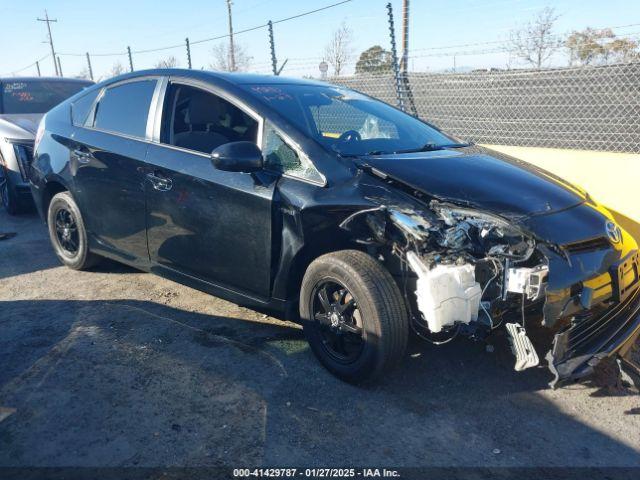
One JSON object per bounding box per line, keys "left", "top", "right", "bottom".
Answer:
{"left": 406, "top": 252, "right": 482, "bottom": 333}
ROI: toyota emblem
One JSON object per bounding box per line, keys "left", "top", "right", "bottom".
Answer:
{"left": 605, "top": 221, "right": 622, "bottom": 244}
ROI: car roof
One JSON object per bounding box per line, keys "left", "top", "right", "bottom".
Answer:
{"left": 101, "top": 68, "right": 328, "bottom": 88}
{"left": 0, "top": 76, "right": 94, "bottom": 84}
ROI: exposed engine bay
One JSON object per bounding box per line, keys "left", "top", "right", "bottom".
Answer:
{"left": 341, "top": 183, "right": 640, "bottom": 387}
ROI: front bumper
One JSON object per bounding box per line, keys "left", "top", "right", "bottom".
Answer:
{"left": 547, "top": 284, "right": 640, "bottom": 388}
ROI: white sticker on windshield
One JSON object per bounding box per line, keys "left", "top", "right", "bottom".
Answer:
{"left": 3, "top": 82, "right": 27, "bottom": 92}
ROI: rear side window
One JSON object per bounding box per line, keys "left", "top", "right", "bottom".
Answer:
{"left": 93, "top": 80, "right": 157, "bottom": 138}
{"left": 71, "top": 89, "right": 100, "bottom": 126}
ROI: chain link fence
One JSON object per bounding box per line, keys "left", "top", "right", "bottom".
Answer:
{"left": 330, "top": 61, "right": 640, "bottom": 153}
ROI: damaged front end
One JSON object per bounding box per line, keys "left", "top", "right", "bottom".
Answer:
{"left": 341, "top": 188, "right": 640, "bottom": 388}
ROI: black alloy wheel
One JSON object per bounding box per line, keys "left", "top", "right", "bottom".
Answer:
{"left": 54, "top": 208, "right": 80, "bottom": 254}
{"left": 312, "top": 280, "right": 365, "bottom": 364}
{"left": 300, "top": 250, "right": 409, "bottom": 383}
{"left": 47, "top": 191, "right": 100, "bottom": 270}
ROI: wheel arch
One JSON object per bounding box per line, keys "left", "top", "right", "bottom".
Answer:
{"left": 41, "top": 177, "right": 71, "bottom": 223}
{"left": 278, "top": 236, "right": 374, "bottom": 310}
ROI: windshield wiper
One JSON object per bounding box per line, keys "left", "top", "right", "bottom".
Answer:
{"left": 395, "top": 142, "right": 471, "bottom": 154}
{"left": 364, "top": 142, "right": 470, "bottom": 156}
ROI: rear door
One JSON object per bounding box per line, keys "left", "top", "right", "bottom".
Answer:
{"left": 144, "top": 79, "right": 276, "bottom": 297}
{"left": 71, "top": 78, "right": 158, "bottom": 266}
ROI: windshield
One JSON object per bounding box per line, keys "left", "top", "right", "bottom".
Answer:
{"left": 244, "top": 84, "right": 464, "bottom": 156}
{"left": 1, "top": 80, "right": 91, "bottom": 114}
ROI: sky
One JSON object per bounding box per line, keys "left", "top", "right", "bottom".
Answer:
{"left": 1, "top": 0, "right": 639, "bottom": 79}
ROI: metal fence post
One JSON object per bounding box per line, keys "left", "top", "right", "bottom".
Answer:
{"left": 36, "top": 61, "right": 41, "bottom": 77}
{"left": 86, "top": 52, "right": 94, "bottom": 80}
{"left": 57, "top": 56, "right": 63, "bottom": 77}
{"left": 268, "top": 20, "right": 278, "bottom": 75}
{"left": 127, "top": 46, "right": 134, "bottom": 72}
{"left": 386, "top": 3, "right": 404, "bottom": 111}
{"left": 186, "top": 38, "right": 192, "bottom": 69}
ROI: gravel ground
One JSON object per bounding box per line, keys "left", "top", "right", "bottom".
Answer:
{"left": 0, "top": 209, "right": 639, "bottom": 468}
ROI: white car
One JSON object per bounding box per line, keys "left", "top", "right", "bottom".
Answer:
{"left": 0, "top": 77, "right": 92, "bottom": 214}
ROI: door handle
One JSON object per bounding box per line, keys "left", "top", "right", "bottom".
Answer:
{"left": 146, "top": 171, "right": 173, "bottom": 191}
{"left": 72, "top": 149, "right": 93, "bottom": 164}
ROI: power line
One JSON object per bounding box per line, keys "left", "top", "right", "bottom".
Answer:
{"left": 408, "top": 30, "right": 640, "bottom": 59}
{"left": 0, "top": 53, "right": 50, "bottom": 77}
{"left": 58, "top": 50, "right": 126, "bottom": 57}
{"left": 58, "top": 0, "right": 354, "bottom": 57}
{"left": 411, "top": 22, "right": 640, "bottom": 53}
{"left": 272, "top": 0, "right": 353, "bottom": 25}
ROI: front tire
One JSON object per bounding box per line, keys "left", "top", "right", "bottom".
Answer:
{"left": 0, "top": 166, "right": 21, "bottom": 215}
{"left": 300, "top": 250, "right": 408, "bottom": 383}
{"left": 47, "top": 191, "right": 100, "bottom": 270}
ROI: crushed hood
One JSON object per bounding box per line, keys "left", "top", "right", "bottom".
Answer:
{"left": 359, "top": 146, "right": 586, "bottom": 218}
{"left": 0, "top": 113, "right": 42, "bottom": 138}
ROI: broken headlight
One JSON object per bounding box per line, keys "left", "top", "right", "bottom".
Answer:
{"left": 432, "top": 203, "right": 535, "bottom": 261}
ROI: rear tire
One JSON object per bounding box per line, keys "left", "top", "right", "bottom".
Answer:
{"left": 300, "top": 249, "right": 408, "bottom": 383}
{"left": 47, "top": 191, "right": 100, "bottom": 270}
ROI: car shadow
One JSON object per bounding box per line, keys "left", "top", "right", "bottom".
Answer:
{"left": 1, "top": 298, "right": 639, "bottom": 468}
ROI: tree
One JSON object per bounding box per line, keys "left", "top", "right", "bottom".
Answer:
{"left": 355, "top": 45, "right": 393, "bottom": 74}
{"left": 566, "top": 28, "right": 640, "bottom": 65}
{"left": 508, "top": 7, "right": 561, "bottom": 69}
{"left": 606, "top": 37, "right": 640, "bottom": 63}
{"left": 108, "top": 61, "right": 125, "bottom": 78}
{"left": 74, "top": 67, "right": 92, "bottom": 80}
{"left": 209, "top": 42, "right": 252, "bottom": 72}
{"left": 324, "top": 22, "right": 354, "bottom": 76}
{"left": 154, "top": 56, "right": 179, "bottom": 69}
{"left": 566, "top": 28, "right": 614, "bottom": 65}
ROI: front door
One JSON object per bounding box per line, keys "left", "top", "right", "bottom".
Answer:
{"left": 145, "top": 81, "right": 276, "bottom": 298}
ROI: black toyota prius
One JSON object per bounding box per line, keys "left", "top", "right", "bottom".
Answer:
{"left": 30, "top": 69, "right": 640, "bottom": 386}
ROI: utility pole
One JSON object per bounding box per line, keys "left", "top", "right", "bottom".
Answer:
{"left": 400, "top": 0, "right": 409, "bottom": 74}
{"left": 386, "top": 3, "right": 403, "bottom": 110}
{"left": 268, "top": 21, "right": 277, "bottom": 75}
{"left": 185, "top": 38, "right": 192, "bottom": 69}
{"left": 37, "top": 10, "right": 59, "bottom": 76}
{"left": 86, "top": 53, "right": 94, "bottom": 80}
{"left": 57, "top": 56, "right": 63, "bottom": 77}
{"left": 127, "top": 46, "right": 134, "bottom": 72}
{"left": 226, "top": 0, "right": 236, "bottom": 71}
{"left": 36, "top": 61, "right": 41, "bottom": 77}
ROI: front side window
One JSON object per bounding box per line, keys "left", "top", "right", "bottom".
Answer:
{"left": 93, "top": 80, "right": 157, "bottom": 138}
{"left": 160, "top": 83, "right": 258, "bottom": 155}
{"left": 244, "top": 84, "right": 462, "bottom": 157}
{"left": 263, "top": 123, "right": 323, "bottom": 184}
{"left": 0, "top": 80, "right": 91, "bottom": 114}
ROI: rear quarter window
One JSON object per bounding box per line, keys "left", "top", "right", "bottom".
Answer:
{"left": 92, "top": 80, "right": 157, "bottom": 138}
{"left": 71, "top": 89, "right": 100, "bottom": 126}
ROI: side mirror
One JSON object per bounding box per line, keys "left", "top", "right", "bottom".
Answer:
{"left": 211, "top": 141, "right": 263, "bottom": 173}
